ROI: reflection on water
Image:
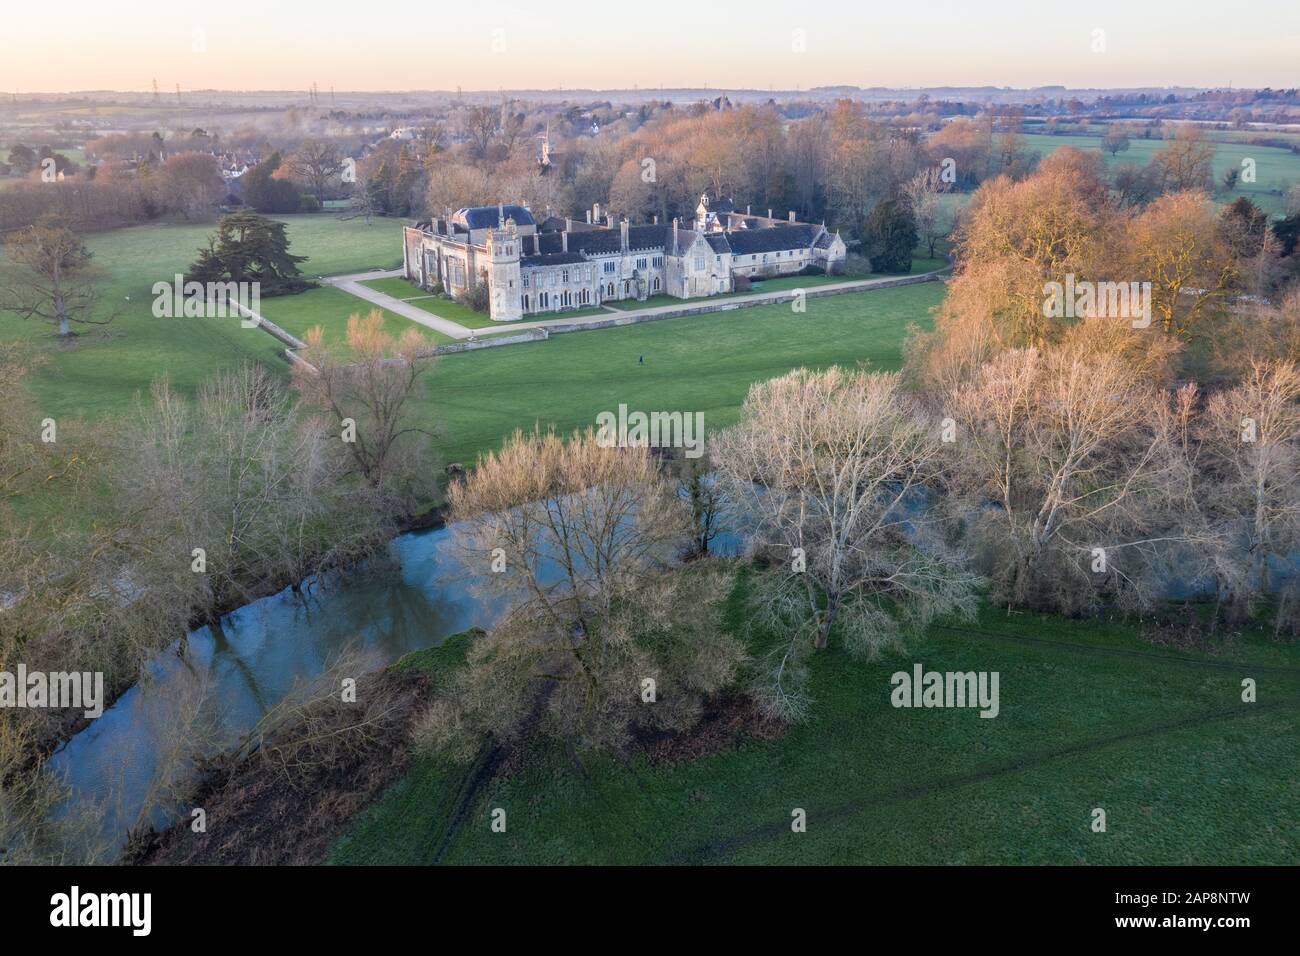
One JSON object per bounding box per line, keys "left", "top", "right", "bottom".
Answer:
{"left": 48, "top": 524, "right": 496, "bottom": 858}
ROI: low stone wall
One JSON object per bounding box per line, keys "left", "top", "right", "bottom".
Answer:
{"left": 426, "top": 328, "right": 549, "bottom": 355}
{"left": 231, "top": 302, "right": 308, "bottom": 350}
{"left": 229, "top": 301, "right": 316, "bottom": 372}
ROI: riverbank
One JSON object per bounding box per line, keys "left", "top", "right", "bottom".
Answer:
{"left": 329, "top": 601, "right": 1300, "bottom": 865}
{"left": 126, "top": 633, "right": 470, "bottom": 865}
{"left": 126, "top": 569, "right": 1300, "bottom": 866}
{"left": 30, "top": 502, "right": 452, "bottom": 768}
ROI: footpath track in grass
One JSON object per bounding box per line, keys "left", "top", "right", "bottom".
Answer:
{"left": 934, "top": 624, "right": 1300, "bottom": 678}
{"left": 333, "top": 601, "right": 1300, "bottom": 865}
{"left": 672, "top": 697, "right": 1300, "bottom": 864}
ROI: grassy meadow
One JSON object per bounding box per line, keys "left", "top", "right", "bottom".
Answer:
{"left": 332, "top": 591, "right": 1300, "bottom": 865}
{"left": 1021, "top": 132, "right": 1300, "bottom": 213}
{"left": 415, "top": 280, "right": 946, "bottom": 465}
{"left": 258, "top": 285, "right": 456, "bottom": 354}
{"left": 6, "top": 214, "right": 409, "bottom": 423}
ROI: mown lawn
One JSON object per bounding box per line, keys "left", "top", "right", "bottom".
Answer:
{"left": 7, "top": 214, "right": 410, "bottom": 424}
{"left": 606, "top": 257, "right": 949, "bottom": 313}
{"left": 259, "top": 285, "right": 455, "bottom": 354}
{"left": 415, "top": 279, "right": 946, "bottom": 465}
{"left": 1021, "top": 133, "right": 1300, "bottom": 214}
{"left": 331, "top": 586, "right": 1300, "bottom": 865}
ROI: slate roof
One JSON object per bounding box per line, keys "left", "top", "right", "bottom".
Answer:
{"left": 452, "top": 204, "right": 536, "bottom": 229}
{"left": 726, "top": 224, "right": 821, "bottom": 255}
{"left": 522, "top": 252, "right": 586, "bottom": 267}
{"left": 568, "top": 224, "right": 673, "bottom": 255}
{"left": 704, "top": 234, "right": 732, "bottom": 254}
{"left": 814, "top": 231, "right": 836, "bottom": 250}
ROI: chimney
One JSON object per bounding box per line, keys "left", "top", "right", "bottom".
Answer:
{"left": 498, "top": 202, "right": 505, "bottom": 227}
{"left": 788, "top": 210, "right": 796, "bottom": 222}
{"left": 653, "top": 214, "right": 658, "bottom": 225}
{"left": 562, "top": 230, "right": 568, "bottom": 252}
{"left": 593, "top": 202, "right": 601, "bottom": 224}
{"left": 767, "top": 208, "right": 773, "bottom": 220}
{"left": 746, "top": 205, "right": 751, "bottom": 215}
{"left": 620, "top": 217, "right": 629, "bottom": 253}
{"left": 672, "top": 218, "right": 679, "bottom": 255}
{"left": 565, "top": 217, "right": 572, "bottom": 231}
{"left": 586, "top": 210, "right": 592, "bottom": 224}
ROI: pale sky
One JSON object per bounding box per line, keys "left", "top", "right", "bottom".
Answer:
{"left": 3, "top": 0, "right": 1297, "bottom": 93}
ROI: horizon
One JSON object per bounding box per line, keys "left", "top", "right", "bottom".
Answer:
{"left": 4, "top": 0, "right": 1297, "bottom": 94}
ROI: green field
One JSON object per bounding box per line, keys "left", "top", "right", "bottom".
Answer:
{"left": 602, "top": 256, "right": 950, "bottom": 313}
{"left": 332, "top": 591, "right": 1300, "bottom": 865}
{"left": 5, "top": 215, "right": 409, "bottom": 424}
{"left": 259, "top": 285, "right": 455, "bottom": 354}
{"left": 1022, "top": 132, "right": 1300, "bottom": 214}
{"left": 416, "top": 280, "right": 946, "bottom": 465}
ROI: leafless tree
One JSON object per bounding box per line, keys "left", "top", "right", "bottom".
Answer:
{"left": 461, "top": 106, "right": 499, "bottom": 162}
{"left": 713, "top": 367, "right": 980, "bottom": 721}
{"left": 159, "top": 152, "right": 225, "bottom": 220}
{"left": 1194, "top": 360, "right": 1300, "bottom": 626}
{"left": 296, "top": 309, "right": 437, "bottom": 500}
{"left": 286, "top": 138, "right": 342, "bottom": 200}
{"left": 0, "top": 216, "right": 110, "bottom": 338}
{"left": 901, "top": 167, "right": 946, "bottom": 258}
{"left": 945, "top": 346, "right": 1198, "bottom": 613}
{"left": 420, "top": 428, "right": 744, "bottom": 755}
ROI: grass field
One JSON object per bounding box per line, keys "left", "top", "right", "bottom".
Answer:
{"left": 331, "top": 585, "right": 1300, "bottom": 865}
{"left": 259, "top": 285, "right": 455, "bottom": 354}
{"left": 1021, "top": 132, "right": 1300, "bottom": 214}
{"left": 605, "top": 260, "right": 950, "bottom": 313}
{"left": 5, "top": 214, "right": 409, "bottom": 424}
{"left": 416, "top": 280, "right": 946, "bottom": 465}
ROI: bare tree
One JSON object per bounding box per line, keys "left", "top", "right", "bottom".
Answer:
{"left": 296, "top": 309, "right": 437, "bottom": 499}
{"left": 1153, "top": 125, "right": 1215, "bottom": 193}
{"left": 901, "top": 167, "right": 946, "bottom": 258}
{"left": 0, "top": 216, "right": 110, "bottom": 337}
{"left": 461, "top": 106, "right": 499, "bottom": 162}
{"left": 1101, "top": 126, "right": 1131, "bottom": 156}
{"left": 286, "top": 138, "right": 342, "bottom": 200}
{"left": 419, "top": 428, "right": 744, "bottom": 755}
{"left": 1195, "top": 360, "right": 1300, "bottom": 625}
{"left": 159, "top": 152, "right": 226, "bottom": 220}
{"left": 124, "top": 363, "right": 392, "bottom": 611}
{"left": 714, "top": 367, "right": 979, "bottom": 721}
{"left": 1125, "top": 190, "right": 1237, "bottom": 338}
{"left": 945, "top": 346, "right": 1194, "bottom": 612}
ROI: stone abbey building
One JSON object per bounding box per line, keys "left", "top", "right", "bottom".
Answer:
{"left": 401, "top": 195, "right": 847, "bottom": 322}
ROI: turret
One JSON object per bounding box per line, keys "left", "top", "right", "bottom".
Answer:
{"left": 486, "top": 219, "right": 523, "bottom": 322}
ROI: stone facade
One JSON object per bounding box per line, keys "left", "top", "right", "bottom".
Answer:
{"left": 403, "top": 195, "right": 847, "bottom": 322}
